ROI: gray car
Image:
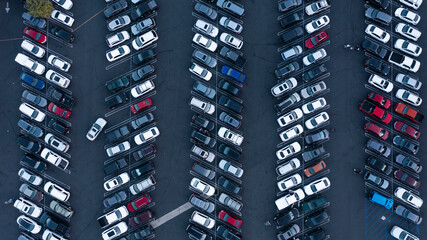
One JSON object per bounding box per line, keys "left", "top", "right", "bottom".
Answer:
{"left": 22, "top": 90, "right": 47, "bottom": 107}
{"left": 367, "top": 139, "right": 391, "bottom": 157}
{"left": 189, "top": 194, "right": 215, "bottom": 213}
{"left": 305, "top": 129, "right": 329, "bottom": 144}
{"left": 132, "top": 65, "right": 155, "bottom": 81}
{"left": 193, "top": 81, "right": 216, "bottom": 99}
{"left": 302, "top": 146, "right": 326, "bottom": 162}
{"left": 218, "top": 193, "right": 242, "bottom": 212}
{"left": 18, "top": 119, "right": 43, "bottom": 138}
{"left": 103, "top": 191, "right": 127, "bottom": 208}
{"left": 49, "top": 200, "right": 73, "bottom": 219}
{"left": 364, "top": 171, "right": 389, "bottom": 189}
{"left": 192, "top": 162, "right": 216, "bottom": 180}
{"left": 301, "top": 81, "right": 327, "bottom": 99}
{"left": 278, "top": 224, "right": 300, "bottom": 240}
{"left": 19, "top": 183, "right": 43, "bottom": 202}
{"left": 395, "top": 154, "right": 422, "bottom": 173}
{"left": 131, "top": 113, "right": 154, "bottom": 129}
{"left": 192, "top": 50, "right": 217, "bottom": 68}
{"left": 217, "top": 0, "right": 244, "bottom": 17}
{"left": 131, "top": 18, "right": 155, "bottom": 35}
{"left": 394, "top": 205, "right": 422, "bottom": 224}
{"left": 365, "top": 7, "right": 392, "bottom": 25}
{"left": 195, "top": 2, "right": 217, "bottom": 20}
{"left": 22, "top": 12, "right": 46, "bottom": 29}
{"left": 275, "top": 92, "right": 301, "bottom": 113}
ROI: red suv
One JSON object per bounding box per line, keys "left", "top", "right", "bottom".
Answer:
{"left": 305, "top": 30, "right": 328, "bottom": 49}
{"left": 23, "top": 27, "right": 47, "bottom": 44}
{"left": 48, "top": 102, "right": 71, "bottom": 119}
{"left": 364, "top": 121, "right": 389, "bottom": 140}
{"left": 367, "top": 92, "right": 391, "bottom": 109}
{"left": 218, "top": 210, "right": 242, "bottom": 228}
{"left": 127, "top": 194, "right": 152, "bottom": 212}
{"left": 131, "top": 98, "right": 152, "bottom": 114}
{"left": 359, "top": 100, "right": 392, "bottom": 124}
{"left": 394, "top": 120, "right": 420, "bottom": 140}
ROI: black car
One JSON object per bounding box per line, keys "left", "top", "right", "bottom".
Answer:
{"left": 219, "top": 96, "right": 243, "bottom": 113}
{"left": 393, "top": 135, "right": 418, "bottom": 154}
{"left": 104, "top": 157, "right": 128, "bottom": 175}
{"left": 22, "top": 154, "right": 46, "bottom": 172}
{"left": 130, "top": 226, "right": 154, "bottom": 240}
{"left": 106, "top": 77, "right": 130, "bottom": 93}
{"left": 367, "top": 0, "right": 389, "bottom": 9}
{"left": 103, "top": 191, "right": 127, "bottom": 208}
{"left": 133, "top": 144, "right": 156, "bottom": 161}
{"left": 364, "top": 58, "right": 390, "bottom": 75}
{"left": 133, "top": 48, "right": 157, "bottom": 65}
{"left": 217, "top": 176, "right": 241, "bottom": 194}
{"left": 305, "top": 211, "right": 329, "bottom": 228}
{"left": 218, "top": 79, "right": 239, "bottom": 96}
{"left": 189, "top": 194, "right": 215, "bottom": 213}
{"left": 365, "top": 7, "right": 392, "bottom": 25}
{"left": 131, "top": 112, "right": 155, "bottom": 129}
{"left": 280, "top": 26, "right": 303, "bottom": 43}
{"left": 304, "top": 229, "right": 327, "bottom": 240}
{"left": 106, "top": 92, "right": 129, "bottom": 109}
{"left": 132, "top": 65, "right": 155, "bottom": 81}
{"left": 18, "top": 119, "right": 43, "bottom": 138}
{"left": 104, "top": 0, "right": 128, "bottom": 18}
{"left": 194, "top": 2, "right": 217, "bottom": 20}
{"left": 131, "top": 161, "right": 155, "bottom": 179}
{"left": 218, "top": 144, "right": 241, "bottom": 161}
{"left": 219, "top": 47, "right": 247, "bottom": 68}
{"left": 192, "top": 162, "right": 215, "bottom": 180}
{"left": 50, "top": 26, "right": 74, "bottom": 43}
{"left": 217, "top": 225, "right": 241, "bottom": 240}
{"left": 274, "top": 208, "right": 300, "bottom": 226}
{"left": 130, "top": 0, "right": 158, "bottom": 21}
{"left": 19, "top": 183, "right": 43, "bottom": 202}
{"left": 219, "top": 112, "right": 241, "bottom": 129}
{"left": 186, "top": 224, "right": 213, "bottom": 240}
{"left": 278, "top": 0, "right": 302, "bottom": 12}
{"left": 106, "top": 125, "right": 130, "bottom": 143}
{"left": 362, "top": 39, "right": 388, "bottom": 59}
{"left": 47, "top": 86, "right": 75, "bottom": 109}
{"left": 301, "top": 196, "right": 327, "bottom": 213}
{"left": 193, "top": 81, "right": 216, "bottom": 99}
{"left": 22, "top": 12, "right": 46, "bottom": 29}
{"left": 193, "top": 49, "right": 217, "bottom": 68}
{"left": 280, "top": 12, "right": 303, "bottom": 28}
{"left": 275, "top": 61, "right": 299, "bottom": 79}
{"left": 366, "top": 156, "right": 392, "bottom": 175}
{"left": 302, "top": 64, "right": 327, "bottom": 82}
{"left": 48, "top": 119, "right": 69, "bottom": 135}
{"left": 192, "top": 113, "right": 215, "bottom": 131}
{"left": 16, "top": 135, "right": 41, "bottom": 153}
{"left": 191, "top": 129, "right": 216, "bottom": 148}
{"left": 275, "top": 93, "right": 301, "bottom": 113}
{"left": 40, "top": 213, "right": 70, "bottom": 235}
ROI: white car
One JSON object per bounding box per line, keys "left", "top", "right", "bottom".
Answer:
{"left": 107, "top": 31, "right": 130, "bottom": 48}
{"left": 190, "top": 97, "right": 215, "bottom": 115}
{"left": 189, "top": 63, "right": 212, "bottom": 81}
{"left": 104, "top": 173, "right": 130, "bottom": 191}
{"left": 17, "top": 215, "right": 41, "bottom": 234}
{"left": 43, "top": 132, "right": 69, "bottom": 152}
{"left": 19, "top": 103, "right": 46, "bottom": 122}
{"left": 108, "top": 15, "right": 131, "bottom": 31}
{"left": 40, "top": 148, "right": 69, "bottom": 169}
{"left": 45, "top": 70, "right": 70, "bottom": 89}
{"left": 131, "top": 80, "right": 155, "bottom": 98}
{"left": 102, "top": 222, "right": 128, "bottom": 240}
{"left": 304, "top": 177, "right": 330, "bottom": 195}
{"left": 191, "top": 211, "right": 216, "bottom": 229}
{"left": 42, "top": 229, "right": 68, "bottom": 240}
{"left": 400, "top": 0, "right": 423, "bottom": 9}
{"left": 129, "top": 176, "right": 156, "bottom": 195}
{"left": 194, "top": 19, "right": 218, "bottom": 37}
{"left": 191, "top": 145, "right": 215, "bottom": 162}
{"left": 97, "top": 206, "right": 129, "bottom": 229}
{"left": 389, "top": 52, "right": 420, "bottom": 73}
{"left": 276, "top": 142, "right": 301, "bottom": 160}
{"left": 395, "top": 7, "right": 420, "bottom": 25}
{"left": 275, "top": 188, "right": 305, "bottom": 211}
{"left": 303, "top": 48, "right": 327, "bottom": 66}
{"left": 190, "top": 177, "right": 215, "bottom": 197}
{"left": 15, "top": 53, "right": 45, "bottom": 75}
{"left": 132, "top": 30, "right": 158, "bottom": 50}
{"left": 134, "top": 127, "right": 160, "bottom": 145}
{"left": 193, "top": 33, "right": 217, "bottom": 52}
{"left": 106, "top": 45, "right": 130, "bottom": 62}
{"left": 368, "top": 74, "right": 394, "bottom": 93}
{"left": 395, "top": 74, "right": 421, "bottom": 90}
{"left": 390, "top": 226, "right": 419, "bottom": 240}
{"left": 219, "top": 16, "right": 243, "bottom": 34}
{"left": 277, "top": 173, "right": 302, "bottom": 192}
{"left": 277, "top": 108, "right": 303, "bottom": 128}
{"left": 86, "top": 118, "right": 107, "bottom": 141}
{"left": 396, "top": 89, "right": 422, "bottom": 106}
{"left": 395, "top": 23, "right": 421, "bottom": 41}
{"left": 365, "top": 24, "right": 390, "bottom": 43}
{"left": 305, "top": 15, "right": 330, "bottom": 34}
{"left": 305, "top": 0, "right": 330, "bottom": 15}
{"left": 276, "top": 158, "right": 301, "bottom": 176}
{"left": 220, "top": 33, "right": 243, "bottom": 50}
{"left": 271, "top": 77, "right": 297, "bottom": 97}
{"left": 13, "top": 197, "right": 42, "bottom": 218}
{"left": 305, "top": 112, "right": 329, "bottom": 130}
{"left": 18, "top": 168, "right": 42, "bottom": 186}
{"left": 106, "top": 141, "right": 131, "bottom": 157}
{"left": 394, "top": 39, "right": 422, "bottom": 57}
{"left": 44, "top": 181, "right": 70, "bottom": 202}
{"left": 394, "top": 187, "right": 423, "bottom": 209}
{"left": 279, "top": 125, "right": 303, "bottom": 143}
{"left": 281, "top": 45, "right": 303, "bottom": 61}
{"left": 218, "top": 127, "right": 243, "bottom": 146}
{"left": 219, "top": 159, "right": 244, "bottom": 178}
{"left": 21, "top": 40, "right": 45, "bottom": 58}
{"left": 52, "top": 0, "right": 73, "bottom": 10}
{"left": 302, "top": 97, "right": 327, "bottom": 114}
{"left": 48, "top": 55, "right": 71, "bottom": 72}
{"left": 51, "top": 10, "right": 74, "bottom": 27}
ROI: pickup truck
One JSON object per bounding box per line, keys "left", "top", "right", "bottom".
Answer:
{"left": 388, "top": 51, "right": 420, "bottom": 73}
{"left": 359, "top": 99, "right": 392, "bottom": 124}
{"left": 219, "top": 46, "right": 247, "bottom": 68}
{"left": 104, "top": 158, "right": 128, "bottom": 175}
{"left": 97, "top": 206, "right": 129, "bottom": 228}
{"left": 40, "top": 148, "right": 69, "bottom": 170}
{"left": 394, "top": 103, "right": 424, "bottom": 123}
{"left": 106, "top": 125, "right": 130, "bottom": 143}
{"left": 47, "top": 86, "right": 75, "bottom": 109}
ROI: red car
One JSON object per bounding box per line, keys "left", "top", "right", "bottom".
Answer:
{"left": 359, "top": 100, "right": 392, "bottom": 124}
{"left": 305, "top": 30, "right": 328, "bottom": 49}
{"left": 367, "top": 92, "right": 391, "bottom": 109}
{"left": 127, "top": 194, "right": 152, "bottom": 212}
{"left": 394, "top": 170, "right": 420, "bottom": 189}
{"left": 131, "top": 98, "right": 152, "bottom": 114}
{"left": 23, "top": 27, "right": 47, "bottom": 44}
{"left": 364, "top": 121, "right": 389, "bottom": 140}
{"left": 218, "top": 210, "right": 242, "bottom": 228}
{"left": 129, "top": 209, "right": 152, "bottom": 227}
{"left": 394, "top": 121, "right": 420, "bottom": 140}
{"left": 48, "top": 102, "right": 71, "bottom": 119}
{"left": 394, "top": 103, "right": 424, "bottom": 124}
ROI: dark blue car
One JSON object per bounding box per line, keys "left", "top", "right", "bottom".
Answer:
{"left": 20, "top": 72, "right": 45, "bottom": 90}
{"left": 221, "top": 66, "right": 246, "bottom": 83}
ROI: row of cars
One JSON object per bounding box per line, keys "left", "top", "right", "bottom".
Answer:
{"left": 186, "top": 1, "right": 246, "bottom": 240}
{"left": 359, "top": 0, "right": 424, "bottom": 239}
{"left": 272, "top": 1, "right": 333, "bottom": 240}
{"left": 96, "top": 1, "right": 160, "bottom": 240}
{"left": 15, "top": 1, "right": 76, "bottom": 240}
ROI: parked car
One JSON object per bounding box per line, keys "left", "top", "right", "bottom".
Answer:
{"left": 218, "top": 144, "right": 240, "bottom": 161}
{"left": 367, "top": 92, "right": 391, "bottom": 109}
{"left": 129, "top": 226, "right": 153, "bottom": 240}
{"left": 189, "top": 194, "right": 215, "bottom": 213}
{"left": 365, "top": 58, "right": 390, "bottom": 75}
{"left": 40, "top": 213, "right": 69, "bottom": 235}
{"left": 274, "top": 208, "right": 300, "bottom": 226}
{"left": 395, "top": 7, "right": 420, "bottom": 25}
{"left": 220, "top": 32, "right": 243, "bottom": 50}
{"left": 302, "top": 97, "right": 326, "bottom": 114}
{"left": 21, "top": 40, "right": 45, "bottom": 58}
{"left": 279, "top": 124, "right": 303, "bottom": 143}
{"left": 15, "top": 53, "right": 45, "bottom": 75}
{"left": 362, "top": 39, "right": 388, "bottom": 58}
{"left": 131, "top": 18, "right": 155, "bottom": 35}
{"left": 275, "top": 188, "right": 305, "bottom": 211}
{"left": 394, "top": 187, "right": 423, "bottom": 209}
{"left": 219, "top": 159, "right": 244, "bottom": 178}
{"left": 302, "top": 146, "right": 325, "bottom": 162}
{"left": 194, "top": 2, "right": 217, "bottom": 20}
{"left": 280, "top": 27, "right": 303, "bottom": 44}
{"left": 278, "top": 0, "right": 302, "bottom": 12}
{"left": 368, "top": 74, "right": 393, "bottom": 93}
{"left": 104, "top": 0, "right": 127, "bottom": 18}
{"left": 104, "top": 173, "right": 130, "bottom": 191}
{"left": 394, "top": 120, "right": 420, "bottom": 140}
{"left": 217, "top": 0, "right": 244, "bottom": 16}
{"left": 106, "top": 77, "right": 129, "bottom": 93}
{"left": 394, "top": 103, "right": 424, "bottom": 123}
{"left": 49, "top": 200, "right": 73, "bottom": 219}
{"left": 301, "top": 81, "right": 327, "bottom": 99}
{"left": 277, "top": 108, "right": 303, "bottom": 127}
{"left": 190, "top": 177, "right": 215, "bottom": 197}
{"left": 13, "top": 197, "right": 42, "bottom": 218}
{"left": 190, "top": 63, "right": 212, "bottom": 81}
{"left": 18, "top": 119, "right": 43, "bottom": 138}
{"left": 22, "top": 12, "right": 46, "bottom": 28}
{"left": 304, "top": 177, "right": 330, "bottom": 195}
{"left": 52, "top": 0, "right": 72, "bottom": 10}
{"left": 218, "top": 95, "right": 243, "bottom": 113}
{"left": 218, "top": 127, "right": 243, "bottom": 146}
{"left": 306, "top": 0, "right": 330, "bottom": 15}
{"left": 395, "top": 154, "right": 422, "bottom": 173}
{"left": 16, "top": 135, "right": 41, "bottom": 153}
{"left": 107, "top": 15, "right": 131, "bottom": 31}
{"left": 276, "top": 142, "right": 301, "bottom": 160}
{"left": 44, "top": 133, "right": 69, "bottom": 152}
{"left": 367, "top": 0, "right": 389, "bottom": 9}
{"left": 359, "top": 99, "right": 392, "bottom": 124}
{"left": 106, "top": 45, "right": 130, "bottom": 62}
{"left": 277, "top": 224, "right": 300, "bottom": 240}
{"left": 219, "top": 46, "right": 247, "bottom": 67}
{"left": 219, "top": 16, "right": 243, "bottom": 34}
{"left": 129, "top": 175, "right": 156, "bottom": 195}
{"left": 20, "top": 72, "right": 45, "bottom": 90}
{"left": 217, "top": 225, "right": 241, "bottom": 240}
{"left": 394, "top": 39, "right": 422, "bottom": 57}
{"left": 364, "top": 121, "right": 389, "bottom": 140}
{"left": 131, "top": 161, "right": 154, "bottom": 179}
{"left": 192, "top": 162, "right": 215, "bottom": 180}
{"left": 104, "top": 158, "right": 128, "bottom": 175}
{"left": 305, "top": 211, "right": 329, "bottom": 228}
{"left": 221, "top": 66, "right": 246, "bottom": 83}
{"left": 304, "top": 229, "right": 326, "bottom": 240}
{"left": 97, "top": 206, "right": 129, "bottom": 229}
{"left": 130, "top": 0, "right": 158, "bottom": 20}
{"left": 395, "top": 23, "right": 421, "bottom": 41}
{"left": 101, "top": 222, "right": 128, "bottom": 240}
{"left": 51, "top": 10, "right": 74, "bottom": 27}
{"left": 364, "top": 171, "right": 389, "bottom": 189}
{"left": 394, "top": 169, "right": 420, "bottom": 189}
{"left": 394, "top": 205, "right": 422, "bottom": 224}
{"left": 194, "top": 19, "right": 218, "bottom": 38}
{"left": 192, "top": 49, "right": 217, "bottom": 68}
{"left": 302, "top": 48, "right": 327, "bottom": 66}
{"left": 304, "top": 160, "right": 326, "bottom": 177}
{"left": 48, "top": 119, "right": 69, "bottom": 135}
{"left": 23, "top": 27, "right": 46, "bottom": 44}
{"left": 131, "top": 98, "right": 152, "bottom": 114}
{"left": 192, "top": 113, "right": 214, "bottom": 131}
{"left": 302, "top": 64, "right": 327, "bottom": 82}
{"left": 388, "top": 51, "right": 420, "bottom": 73}
{"left": 390, "top": 226, "right": 419, "bottom": 240}
{"left": 365, "top": 24, "right": 390, "bottom": 43}
{"left": 131, "top": 113, "right": 154, "bottom": 130}
{"left": 218, "top": 176, "right": 241, "bottom": 194}
{"left": 305, "top": 129, "right": 329, "bottom": 144}
{"left": 22, "top": 154, "right": 46, "bottom": 172}
{"left": 193, "top": 33, "right": 217, "bottom": 52}
{"left": 393, "top": 135, "right": 418, "bottom": 154}
{"left": 271, "top": 78, "right": 298, "bottom": 97}
{"left": 50, "top": 26, "right": 74, "bottom": 43}
{"left": 44, "top": 181, "right": 70, "bottom": 202}
{"left": 133, "top": 48, "right": 156, "bottom": 65}
{"left": 396, "top": 89, "right": 422, "bottom": 107}
{"left": 275, "top": 62, "right": 299, "bottom": 79}
{"left": 104, "top": 191, "right": 127, "bottom": 208}
{"left": 276, "top": 158, "right": 301, "bottom": 176}
{"left": 186, "top": 224, "right": 212, "bottom": 240}
{"left": 132, "top": 30, "right": 158, "bottom": 51}
{"left": 86, "top": 118, "right": 107, "bottom": 141}
{"left": 134, "top": 126, "right": 159, "bottom": 145}
{"left": 17, "top": 215, "right": 41, "bottom": 234}
{"left": 191, "top": 145, "right": 215, "bottom": 162}
{"left": 48, "top": 102, "right": 71, "bottom": 119}
{"left": 191, "top": 129, "right": 216, "bottom": 148}
{"left": 366, "top": 156, "right": 392, "bottom": 175}
{"left": 280, "top": 12, "right": 303, "bottom": 28}
{"left": 367, "top": 138, "right": 391, "bottom": 157}
{"left": 365, "top": 7, "right": 392, "bottom": 25}
{"left": 219, "top": 193, "right": 242, "bottom": 212}
{"left": 275, "top": 93, "right": 301, "bottom": 113}
{"left": 301, "top": 196, "right": 327, "bottom": 213}
{"left": 218, "top": 210, "right": 242, "bottom": 229}
{"left": 305, "top": 15, "right": 330, "bottom": 34}
{"left": 277, "top": 173, "right": 302, "bottom": 192}
{"left": 305, "top": 30, "right": 328, "bottom": 49}
{"left": 305, "top": 112, "right": 329, "bottom": 129}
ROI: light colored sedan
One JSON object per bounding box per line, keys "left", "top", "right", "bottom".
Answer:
{"left": 21, "top": 40, "right": 45, "bottom": 58}
{"left": 399, "top": 0, "right": 422, "bottom": 9}
{"left": 395, "top": 73, "right": 421, "bottom": 90}
{"left": 302, "top": 48, "right": 327, "bottom": 66}
{"left": 17, "top": 215, "right": 41, "bottom": 234}
{"left": 19, "top": 103, "right": 45, "bottom": 122}
{"left": 194, "top": 19, "right": 218, "bottom": 37}
{"left": 107, "top": 15, "right": 131, "bottom": 31}
{"left": 189, "top": 63, "right": 212, "bottom": 81}
{"left": 102, "top": 222, "right": 128, "bottom": 240}
{"left": 394, "top": 187, "right": 423, "bottom": 209}
{"left": 106, "top": 45, "right": 130, "bottom": 62}
{"left": 276, "top": 142, "right": 301, "bottom": 160}
{"left": 104, "top": 173, "right": 130, "bottom": 191}
{"left": 219, "top": 16, "right": 243, "bottom": 34}
{"left": 191, "top": 211, "right": 216, "bottom": 229}
{"left": 190, "top": 97, "right": 215, "bottom": 115}
{"left": 86, "top": 118, "right": 107, "bottom": 141}
{"left": 220, "top": 33, "right": 243, "bottom": 50}
{"left": 279, "top": 124, "right": 303, "bottom": 143}
{"left": 395, "top": 7, "right": 420, "bottom": 25}
{"left": 15, "top": 53, "right": 45, "bottom": 75}
{"left": 390, "top": 226, "right": 419, "bottom": 240}
{"left": 219, "top": 159, "right": 244, "bottom": 178}
{"left": 52, "top": 0, "right": 73, "bottom": 10}
{"left": 44, "top": 133, "right": 69, "bottom": 152}
{"left": 396, "top": 89, "right": 422, "bottom": 106}
{"left": 132, "top": 30, "right": 158, "bottom": 50}
{"left": 305, "top": 112, "right": 329, "bottom": 129}
{"left": 45, "top": 70, "right": 70, "bottom": 89}
{"left": 134, "top": 127, "right": 160, "bottom": 145}
{"left": 13, "top": 197, "right": 42, "bottom": 218}
{"left": 190, "top": 177, "right": 215, "bottom": 197}
{"left": 368, "top": 74, "right": 393, "bottom": 93}
{"left": 394, "top": 39, "right": 422, "bottom": 57}
{"left": 277, "top": 108, "right": 303, "bottom": 127}
{"left": 193, "top": 33, "right": 217, "bottom": 52}
{"left": 131, "top": 80, "right": 155, "bottom": 98}
{"left": 277, "top": 173, "right": 302, "bottom": 191}
{"left": 395, "top": 23, "right": 421, "bottom": 41}
{"left": 271, "top": 77, "right": 298, "bottom": 97}
{"left": 303, "top": 177, "right": 330, "bottom": 195}
{"left": 276, "top": 158, "right": 301, "bottom": 176}
{"left": 48, "top": 54, "right": 71, "bottom": 72}
{"left": 106, "top": 141, "right": 131, "bottom": 157}
{"left": 218, "top": 127, "right": 243, "bottom": 146}
{"left": 365, "top": 24, "right": 390, "bottom": 43}
{"left": 51, "top": 10, "right": 74, "bottom": 27}
{"left": 305, "top": 0, "right": 330, "bottom": 15}
{"left": 302, "top": 97, "right": 327, "bottom": 114}
{"left": 281, "top": 45, "right": 303, "bottom": 61}
{"left": 18, "top": 168, "right": 42, "bottom": 186}
{"left": 305, "top": 15, "right": 330, "bottom": 34}
{"left": 107, "top": 31, "right": 130, "bottom": 48}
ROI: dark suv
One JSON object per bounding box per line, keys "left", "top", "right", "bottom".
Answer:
{"left": 106, "top": 125, "right": 130, "bottom": 143}
{"left": 47, "top": 86, "right": 75, "bottom": 109}
{"left": 133, "top": 144, "right": 156, "bottom": 161}
{"left": 186, "top": 224, "right": 212, "bottom": 240}
{"left": 48, "top": 119, "right": 69, "bottom": 135}
{"left": 305, "top": 211, "right": 329, "bottom": 228}
{"left": 106, "top": 76, "right": 130, "bottom": 93}
{"left": 133, "top": 48, "right": 157, "bottom": 65}
{"left": 302, "top": 64, "right": 327, "bottom": 82}
{"left": 104, "top": 158, "right": 128, "bottom": 175}
{"left": 280, "top": 26, "right": 303, "bottom": 43}
{"left": 106, "top": 92, "right": 129, "bottom": 109}
{"left": 275, "top": 62, "right": 299, "bottom": 79}
{"left": 192, "top": 113, "right": 214, "bottom": 131}
{"left": 50, "top": 26, "right": 74, "bottom": 43}
{"left": 219, "top": 95, "right": 243, "bottom": 113}
{"left": 131, "top": 161, "right": 155, "bottom": 179}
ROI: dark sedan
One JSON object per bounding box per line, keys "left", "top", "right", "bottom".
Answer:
{"left": 305, "top": 129, "right": 329, "bottom": 144}
{"left": 219, "top": 95, "right": 244, "bottom": 113}
{"left": 132, "top": 65, "right": 155, "bottom": 81}
{"left": 104, "top": 0, "right": 127, "bottom": 18}
{"left": 305, "top": 211, "right": 329, "bottom": 228}
{"left": 366, "top": 156, "right": 392, "bottom": 175}
{"left": 22, "top": 12, "right": 46, "bottom": 29}
{"left": 280, "top": 26, "right": 303, "bottom": 43}
{"left": 393, "top": 135, "right": 418, "bottom": 154}
{"left": 191, "top": 129, "right": 216, "bottom": 148}
{"left": 22, "top": 154, "right": 46, "bottom": 172}
{"left": 133, "top": 49, "right": 157, "bottom": 65}
{"left": 193, "top": 81, "right": 216, "bottom": 99}
{"left": 20, "top": 72, "right": 45, "bottom": 90}
{"left": 302, "top": 64, "right": 327, "bottom": 82}
{"left": 106, "top": 92, "right": 129, "bottom": 109}
{"left": 364, "top": 58, "right": 390, "bottom": 75}
{"left": 278, "top": 0, "right": 302, "bottom": 12}
{"left": 40, "top": 213, "right": 70, "bottom": 235}
{"left": 131, "top": 113, "right": 155, "bottom": 129}
{"left": 275, "top": 62, "right": 299, "bottom": 79}
{"left": 367, "top": 0, "right": 389, "bottom": 9}
{"left": 362, "top": 39, "right": 387, "bottom": 59}
{"left": 189, "top": 194, "right": 215, "bottom": 213}
{"left": 274, "top": 208, "right": 300, "bottom": 226}
{"left": 394, "top": 170, "right": 420, "bottom": 189}
{"left": 280, "top": 12, "right": 303, "bottom": 28}
{"left": 192, "top": 50, "right": 217, "bottom": 68}
{"left": 16, "top": 135, "right": 41, "bottom": 153}
{"left": 218, "top": 80, "right": 239, "bottom": 96}
{"left": 218, "top": 144, "right": 241, "bottom": 161}
{"left": 133, "top": 144, "right": 156, "bottom": 161}
{"left": 217, "top": 176, "right": 241, "bottom": 194}
{"left": 106, "top": 76, "right": 130, "bottom": 93}
{"left": 365, "top": 7, "right": 392, "bottom": 25}
{"left": 192, "top": 162, "right": 215, "bottom": 180}
{"left": 50, "top": 26, "right": 74, "bottom": 43}
{"left": 18, "top": 119, "right": 43, "bottom": 138}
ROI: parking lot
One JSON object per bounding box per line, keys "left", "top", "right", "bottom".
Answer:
{"left": 0, "top": 0, "right": 427, "bottom": 239}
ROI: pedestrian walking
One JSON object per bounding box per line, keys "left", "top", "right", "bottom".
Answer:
{"left": 4, "top": 198, "right": 15, "bottom": 205}
{"left": 353, "top": 168, "right": 364, "bottom": 175}
{"left": 264, "top": 220, "right": 271, "bottom": 226}
{"left": 356, "top": 45, "right": 361, "bottom": 50}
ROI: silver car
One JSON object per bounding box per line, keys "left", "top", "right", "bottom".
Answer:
{"left": 108, "top": 15, "right": 131, "bottom": 31}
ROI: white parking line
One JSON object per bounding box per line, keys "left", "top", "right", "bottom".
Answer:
{"left": 150, "top": 202, "right": 193, "bottom": 229}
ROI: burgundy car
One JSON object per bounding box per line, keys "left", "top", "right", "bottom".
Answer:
{"left": 367, "top": 92, "right": 391, "bottom": 109}
{"left": 394, "top": 170, "right": 420, "bottom": 189}
{"left": 23, "top": 27, "right": 47, "bottom": 44}
{"left": 131, "top": 98, "right": 152, "bottom": 114}
{"left": 364, "top": 121, "right": 389, "bottom": 140}
{"left": 394, "top": 121, "right": 420, "bottom": 140}
{"left": 129, "top": 209, "right": 153, "bottom": 227}
{"left": 127, "top": 194, "right": 152, "bottom": 212}
{"left": 305, "top": 30, "right": 328, "bottom": 49}
{"left": 48, "top": 102, "right": 71, "bottom": 119}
